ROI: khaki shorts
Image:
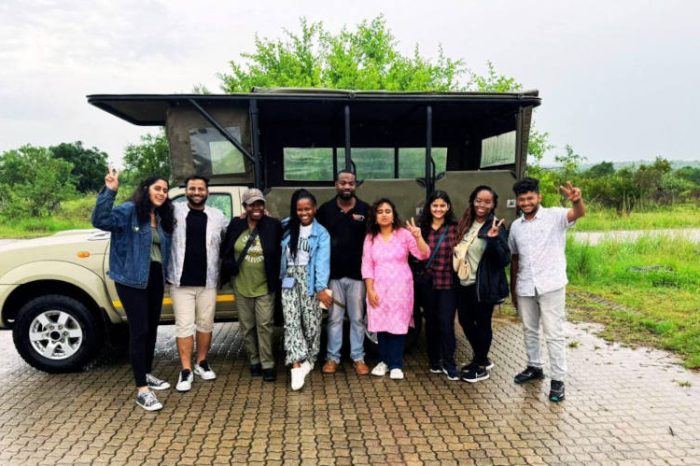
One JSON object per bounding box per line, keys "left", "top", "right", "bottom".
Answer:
{"left": 171, "top": 286, "right": 217, "bottom": 337}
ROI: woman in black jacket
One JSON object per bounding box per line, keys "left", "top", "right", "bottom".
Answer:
{"left": 454, "top": 185, "right": 511, "bottom": 383}
{"left": 221, "top": 189, "right": 282, "bottom": 381}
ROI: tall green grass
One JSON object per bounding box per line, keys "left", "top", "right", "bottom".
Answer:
{"left": 0, "top": 197, "right": 93, "bottom": 238}
{"left": 574, "top": 203, "right": 700, "bottom": 231}
{"left": 567, "top": 235, "right": 700, "bottom": 367}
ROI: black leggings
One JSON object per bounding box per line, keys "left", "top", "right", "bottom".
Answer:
{"left": 418, "top": 284, "right": 457, "bottom": 370}
{"left": 457, "top": 284, "right": 495, "bottom": 366}
{"left": 115, "top": 262, "right": 164, "bottom": 387}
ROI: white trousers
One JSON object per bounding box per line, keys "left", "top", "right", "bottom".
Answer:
{"left": 517, "top": 287, "right": 567, "bottom": 382}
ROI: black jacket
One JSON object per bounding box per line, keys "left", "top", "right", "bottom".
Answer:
{"left": 220, "top": 215, "right": 282, "bottom": 292}
{"left": 472, "top": 213, "right": 511, "bottom": 304}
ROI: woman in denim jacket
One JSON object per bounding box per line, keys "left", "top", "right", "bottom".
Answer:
{"left": 92, "top": 168, "right": 174, "bottom": 411}
{"left": 279, "top": 189, "right": 331, "bottom": 391}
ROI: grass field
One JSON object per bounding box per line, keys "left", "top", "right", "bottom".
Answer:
{"left": 565, "top": 235, "right": 700, "bottom": 368}
{"left": 574, "top": 203, "right": 700, "bottom": 231}
{"left": 0, "top": 197, "right": 93, "bottom": 238}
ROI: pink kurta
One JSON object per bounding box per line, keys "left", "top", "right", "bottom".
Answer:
{"left": 361, "top": 228, "right": 430, "bottom": 334}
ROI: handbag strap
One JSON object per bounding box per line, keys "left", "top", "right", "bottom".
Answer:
{"left": 236, "top": 228, "right": 258, "bottom": 270}
{"left": 425, "top": 226, "right": 448, "bottom": 269}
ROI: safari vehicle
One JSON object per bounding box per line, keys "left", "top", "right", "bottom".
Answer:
{"left": 0, "top": 88, "right": 540, "bottom": 372}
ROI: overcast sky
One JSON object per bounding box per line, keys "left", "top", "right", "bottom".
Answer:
{"left": 1, "top": 0, "right": 698, "bottom": 166}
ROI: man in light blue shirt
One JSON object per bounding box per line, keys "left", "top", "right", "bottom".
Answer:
{"left": 508, "top": 177, "right": 586, "bottom": 402}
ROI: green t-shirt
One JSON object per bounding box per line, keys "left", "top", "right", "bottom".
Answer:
{"left": 150, "top": 226, "right": 162, "bottom": 263}
{"left": 233, "top": 229, "right": 268, "bottom": 298}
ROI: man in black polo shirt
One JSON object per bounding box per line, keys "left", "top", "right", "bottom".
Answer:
{"left": 318, "top": 170, "right": 370, "bottom": 376}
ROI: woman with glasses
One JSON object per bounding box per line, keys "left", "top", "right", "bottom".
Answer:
{"left": 454, "top": 185, "right": 511, "bottom": 383}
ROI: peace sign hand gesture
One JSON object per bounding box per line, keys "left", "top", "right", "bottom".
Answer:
{"left": 487, "top": 217, "right": 504, "bottom": 237}
{"left": 105, "top": 164, "right": 120, "bottom": 192}
{"left": 559, "top": 181, "right": 582, "bottom": 203}
{"left": 405, "top": 217, "right": 421, "bottom": 239}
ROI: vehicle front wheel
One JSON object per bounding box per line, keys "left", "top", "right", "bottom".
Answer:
{"left": 13, "top": 295, "right": 103, "bottom": 373}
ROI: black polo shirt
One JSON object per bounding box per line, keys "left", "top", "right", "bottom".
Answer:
{"left": 317, "top": 196, "right": 369, "bottom": 281}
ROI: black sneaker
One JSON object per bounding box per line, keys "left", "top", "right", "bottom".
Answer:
{"left": 250, "top": 363, "right": 263, "bottom": 377}
{"left": 461, "top": 364, "right": 489, "bottom": 383}
{"left": 482, "top": 359, "right": 495, "bottom": 370}
{"left": 262, "top": 368, "right": 277, "bottom": 382}
{"left": 549, "top": 380, "right": 565, "bottom": 402}
{"left": 514, "top": 366, "right": 544, "bottom": 384}
{"left": 429, "top": 362, "right": 443, "bottom": 374}
{"left": 442, "top": 367, "right": 460, "bottom": 381}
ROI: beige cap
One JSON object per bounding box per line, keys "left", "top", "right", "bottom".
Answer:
{"left": 242, "top": 188, "right": 266, "bottom": 205}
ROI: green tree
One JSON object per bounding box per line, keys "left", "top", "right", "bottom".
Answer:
{"left": 122, "top": 130, "right": 170, "bottom": 183}
{"left": 587, "top": 161, "right": 615, "bottom": 178}
{"left": 50, "top": 141, "right": 108, "bottom": 193}
{"left": 220, "top": 16, "right": 465, "bottom": 92}
{"left": 0, "top": 145, "right": 76, "bottom": 217}
{"left": 219, "top": 15, "right": 551, "bottom": 175}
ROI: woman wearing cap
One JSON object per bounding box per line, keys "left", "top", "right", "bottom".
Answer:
{"left": 221, "top": 189, "right": 282, "bottom": 382}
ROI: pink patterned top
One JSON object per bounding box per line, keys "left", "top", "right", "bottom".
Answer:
{"left": 361, "top": 228, "right": 430, "bottom": 334}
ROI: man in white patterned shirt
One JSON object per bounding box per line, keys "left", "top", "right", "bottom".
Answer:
{"left": 167, "top": 176, "right": 228, "bottom": 392}
{"left": 508, "top": 177, "right": 586, "bottom": 402}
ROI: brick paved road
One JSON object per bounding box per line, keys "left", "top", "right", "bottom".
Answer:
{"left": 1, "top": 315, "right": 699, "bottom": 465}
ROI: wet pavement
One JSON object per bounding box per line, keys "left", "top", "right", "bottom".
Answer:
{"left": 1, "top": 311, "right": 700, "bottom": 465}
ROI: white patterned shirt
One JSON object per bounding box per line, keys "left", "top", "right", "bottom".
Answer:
{"left": 508, "top": 207, "right": 575, "bottom": 296}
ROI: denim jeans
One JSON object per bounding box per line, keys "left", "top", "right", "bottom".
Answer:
{"left": 377, "top": 332, "right": 406, "bottom": 370}
{"left": 326, "top": 277, "right": 366, "bottom": 362}
{"left": 517, "top": 287, "right": 567, "bottom": 381}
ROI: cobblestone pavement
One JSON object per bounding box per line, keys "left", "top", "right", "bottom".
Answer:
{"left": 1, "top": 313, "right": 700, "bottom": 466}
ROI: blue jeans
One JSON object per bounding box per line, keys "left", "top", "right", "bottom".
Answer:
{"left": 378, "top": 332, "right": 406, "bottom": 370}
{"left": 326, "top": 277, "right": 366, "bottom": 362}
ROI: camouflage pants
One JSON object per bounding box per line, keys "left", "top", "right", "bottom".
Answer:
{"left": 281, "top": 266, "right": 321, "bottom": 366}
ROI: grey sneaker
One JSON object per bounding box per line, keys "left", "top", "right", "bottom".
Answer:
{"left": 136, "top": 391, "right": 163, "bottom": 411}
{"left": 193, "top": 360, "right": 217, "bottom": 380}
{"left": 145, "top": 373, "right": 170, "bottom": 390}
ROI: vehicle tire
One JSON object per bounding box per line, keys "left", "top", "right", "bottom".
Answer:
{"left": 13, "top": 295, "right": 104, "bottom": 373}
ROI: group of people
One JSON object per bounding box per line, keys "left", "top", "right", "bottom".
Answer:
{"left": 93, "top": 167, "right": 585, "bottom": 412}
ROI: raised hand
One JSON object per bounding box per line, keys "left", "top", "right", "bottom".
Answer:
{"left": 105, "top": 164, "right": 120, "bottom": 192}
{"left": 487, "top": 217, "right": 505, "bottom": 237}
{"left": 559, "top": 181, "right": 582, "bottom": 203}
{"left": 405, "top": 217, "right": 421, "bottom": 239}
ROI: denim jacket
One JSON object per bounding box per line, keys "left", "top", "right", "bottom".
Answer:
{"left": 279, "top": 218, "right": 331, "bottom": 296}
{"left": 92, "top": 187, "right": 172, "bottom": 289}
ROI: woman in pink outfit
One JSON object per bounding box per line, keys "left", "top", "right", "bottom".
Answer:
{"left": 362, "top": 198, "right": 430, "bottom": 380}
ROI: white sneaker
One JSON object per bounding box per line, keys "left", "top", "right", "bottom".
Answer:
{"left": 290, "top": 366, "right": 306, "bottom": 391}
{"left": 145, "top": 373, "right": 170, "bottom": 390}
{"left": 371, "top": 362, "right": 388, "bottom": 377}
{"left": 176, "top": 369, "right": 193, "bottom": 392}
{"left": 193, "top": 361, "right": 216, "bottom": 380}
{"left": 301, "top": 360, "right": 313, "bottom": 377}
{"left": 389, "top": 368, "right": 405, "bottom": 380}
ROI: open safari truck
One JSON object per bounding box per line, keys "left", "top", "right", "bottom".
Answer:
{"left": 0, "top": 88, "right": 540, "bottom": 372}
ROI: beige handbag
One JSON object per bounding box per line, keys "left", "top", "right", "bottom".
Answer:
{"left": 453, "top": 228, "right": 479, "bottom": 280}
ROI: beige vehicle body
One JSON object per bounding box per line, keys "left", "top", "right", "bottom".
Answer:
{"left": 1, "top": 88, "right": 540, "bottom": 372}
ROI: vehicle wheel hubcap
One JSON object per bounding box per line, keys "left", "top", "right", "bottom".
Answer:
{"left": 29, "top": 310, "right": 83, "bottom": 360}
